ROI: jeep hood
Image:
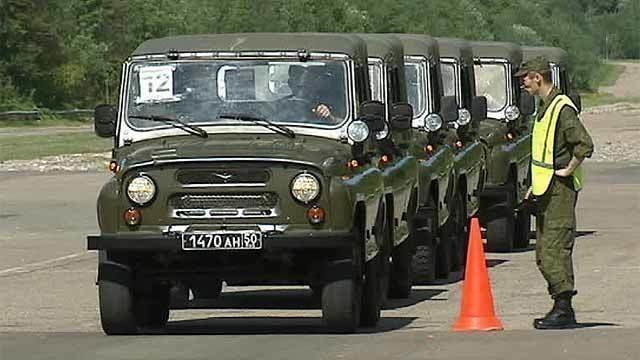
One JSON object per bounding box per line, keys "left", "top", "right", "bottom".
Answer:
{"left": 115, "top": 133, "right": 353, "bottom": 173}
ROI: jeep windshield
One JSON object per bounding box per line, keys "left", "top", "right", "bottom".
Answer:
{"left": 404, "top": 60, "right": 428, "bottom": 118}
{"left": 474, "top": 63, "right": 508, "bottom": 112}
{"left": 125, "top": 60, "right": 349, "bottom": 130}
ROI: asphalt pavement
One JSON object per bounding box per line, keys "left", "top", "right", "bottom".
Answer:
{"left": 1, "top": 161, "right": 639, "bottom": 359}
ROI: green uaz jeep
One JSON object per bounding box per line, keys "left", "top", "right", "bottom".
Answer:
{"left": 88, "top": 33, "right": 396, "bottom": 334}
{"left": 471, "top": 41, "right": 535, "bottom": 252}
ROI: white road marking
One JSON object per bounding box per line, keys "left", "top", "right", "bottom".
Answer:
{"left": 0, "top": 252, "right": 91, "bottom": 277}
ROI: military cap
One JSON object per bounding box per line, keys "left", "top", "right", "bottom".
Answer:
{"left": 515, "top": 55, "right": 551, "bottom": 77}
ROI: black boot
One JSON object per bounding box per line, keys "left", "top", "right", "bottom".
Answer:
{"left": 533, "top": 291, "right": 577, "bottom": 330}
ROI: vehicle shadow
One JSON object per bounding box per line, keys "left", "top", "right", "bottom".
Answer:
{"left": 156, "top": 316, "right": 419, "bottom": 335}
{"left": 384, "top": 288, "right": 448, "bottom": 310}
{"left": 188, "top": 288, "right": 321, "bottom": 310}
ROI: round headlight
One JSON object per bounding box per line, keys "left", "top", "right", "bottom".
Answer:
{"left": 127, "top": 175, "right": 156, "bottom": 205}
{"left": 347, "top": 120, "right": 370, "bottom": 143}
{"left": 291, "top": 173, "right": 320, "bottom": 203}
{"left": 457, "top": 109, "right": 472, "bottom": 126}
{"left": 505, "top": 105, "right": 520, "bottom": 122}
{"left": 375, "top": 122, "right": 389, "bottom": 140}
{"left": 424, "top": 113, "right": 443, "bottom": 132}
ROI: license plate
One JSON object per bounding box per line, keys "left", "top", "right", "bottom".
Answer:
{"left": 181, "top": 231, "right": 263, "bottom": 250}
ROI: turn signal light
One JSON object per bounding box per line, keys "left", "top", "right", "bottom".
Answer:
{"left": 307, "top": 205, "right": 326, "bottom": 225}
{"left": 124, "top": 208, "right": 141, "bottom": 226}
{"left": 378, "top": 154, "right": 392, "bottom": 166}
{"left": 108, "top": 160, "right": 119, "bottom": 174}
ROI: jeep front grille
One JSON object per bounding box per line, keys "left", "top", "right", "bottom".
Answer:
{"left": 176, "top": 168, "right": 270, "bottom": 187}
{"left": 169, "top": 193, "right": 279, "bottom": 219}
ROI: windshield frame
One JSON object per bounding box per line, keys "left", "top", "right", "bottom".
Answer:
{"left": 473, "top": 58, "right": 513, "bottom": 119}
{"left": 116, "top": 54, "right": 356, "bottom": 146}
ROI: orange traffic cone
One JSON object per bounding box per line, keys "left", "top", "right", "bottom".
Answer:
{"left": 452, "top": 217, "right": 503, "bottom": 331}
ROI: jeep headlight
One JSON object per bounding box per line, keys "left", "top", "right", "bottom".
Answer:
{"left": 505, "top": 105, "right": 520, "bottom": 122}
{"left": 291, "top": 173, "right": 320, "bottom": 203}
{"left": 127, "top": 175, "right": 156, "bottom": 205}
{"left": 424, "top": 113, "right": 443, "bottom": 132}
{"left": 457, "top": 108, "right": 472, "bottom": 126}
{"left": 347, "top": 120, "right": 370, "bottom": 143}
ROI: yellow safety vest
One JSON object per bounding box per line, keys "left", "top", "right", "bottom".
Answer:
{"left": 531, "top": 94, "right": 583, "bottom": 196}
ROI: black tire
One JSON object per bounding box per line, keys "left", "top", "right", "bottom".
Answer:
{"left": 191, "top": 279, "right": 223, "bottom": 300}
{"left": 136, "top": 284, "right": 170, "bottom": 328}
{"left": 450, "top": 191, "right": 469, "bottom": 272}
{"left": 388, "top": 237, "right": 412, "bottom": 299}
{"left": 485, "top": 186, "right": 516, "bottom": 253}
{"left": 435, "top": 237, "right": 453, "bottom": 279}
{"left": 169, "top": 282, "right": 190, "bottom": 309}
{"left": 322, "top": 278, "right": 361, "bottom": 333}
{"left": 411, "top": 200, "right": 438, "bottom": 284}
{"left": 99, "top": 280, "right": 137, "bottom": 335}
{"left": 360, "top": 255, "right": 381, "bottom": 327}
{"left": 412, "top": 242, "right": 436, "bottom": 284}
{"left": 322, "top": 225, "right": 366, "bottom": 333}
{"left": 377, "top": 204, "right": 391, "bottom": 307}
{"left": 514, "top": 207, "right": 532, "bottom": 249}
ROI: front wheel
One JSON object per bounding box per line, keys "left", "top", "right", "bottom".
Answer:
{"left": 99, "top": 280, "right": 137, "bottom": 335}
{"left": 322, "top": 278, "right": 361, "bottom": 333}
{"left": 485, "top": 186, "right": 516, "bottom": 253}
{"left": 514, "top": 207, "right": 532, "bottom": 249}
{"left": 388, "top": 237, "right": 412, "bottom": 299}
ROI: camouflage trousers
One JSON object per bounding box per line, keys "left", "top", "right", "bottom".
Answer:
{"left": 535, "top": 176, "right": 578, "bottom": 297}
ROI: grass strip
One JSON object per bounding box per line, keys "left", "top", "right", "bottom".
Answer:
{"left": 0, "top": 132, "right": 111, "bottom": 161}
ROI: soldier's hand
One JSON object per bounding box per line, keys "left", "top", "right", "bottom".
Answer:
{"left": 554, "top": 168, "right": 572, "bottom": 177}
{"left": 525, "top": 186, "right": 533, "bottom": 200}
{"left": 313, "top": 104, "right": 332, "bottom": 118}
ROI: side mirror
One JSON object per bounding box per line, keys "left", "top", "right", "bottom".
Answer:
{"left": 94, "top": 104, "right": 116, "bottom": 138}
{"left": 358, "top": 100, "right": 386, "bottom": 132}
{"left": 440, "top": 96, "right": 458, "bottom": 123}
{"left": 389, "top": 103, "right": 413, "bottom": 130}
{"left": 519, "top": 92, "right": 535, "bottom": 117}
{"left": 471, "top": 96, "right": 487, "bottom": 122}
{"left": 568, "top": 89, "right": 582, "bottom": 114}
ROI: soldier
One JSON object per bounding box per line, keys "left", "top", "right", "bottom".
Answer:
{"left": 516, "top": 56, "right": 594, "bottom": 330}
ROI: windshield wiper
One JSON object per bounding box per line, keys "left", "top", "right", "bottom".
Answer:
{"left": 129, "top": 114, "right": 208, "bottom": 138}
{"left": 219, "top": 113, "right": 295, "bottom": 139}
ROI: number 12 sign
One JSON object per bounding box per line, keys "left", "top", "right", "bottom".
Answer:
{"left": 138, "top": 66, "right": 175, "bottom": 103}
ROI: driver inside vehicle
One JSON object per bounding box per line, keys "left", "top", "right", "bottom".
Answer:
{"left": 286, "top": 65, "right": 342, "bottom": 123}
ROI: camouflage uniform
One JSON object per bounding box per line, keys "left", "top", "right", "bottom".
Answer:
{"left": 533, "top": 87, "right": 594, "bottom": 297}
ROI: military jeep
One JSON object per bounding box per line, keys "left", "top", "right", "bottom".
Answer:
{"left": 471, "top": 41, "right": 536, "bottom": 252}
{"left": 356, "top": 34, "right": 419, "bottom": 299}
{"left": 87, "top": 33, "right": 394, "bottom": 334}
{"left": 393, "top": 34, "right": 459, "bottom": 283}
{"left": 435, "top": 37, "right": 488, "bottom": 274}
